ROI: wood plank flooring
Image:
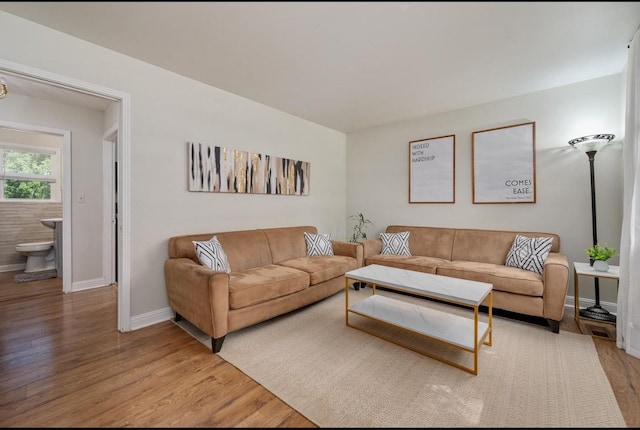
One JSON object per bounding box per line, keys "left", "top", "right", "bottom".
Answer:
{"left": 0, "top": 271, "right": 638, "bottom": 427}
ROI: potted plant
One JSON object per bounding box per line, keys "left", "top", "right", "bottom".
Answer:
{"left": 349, "top": 212, "right": 372, "bottom": 290}
{"left": 349, "top": 212, "right": 372, "bottom": 243}
{"left": 585, "top": 244, "right": 617, "bottom": 272}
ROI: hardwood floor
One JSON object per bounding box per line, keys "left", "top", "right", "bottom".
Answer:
{"left": 0, "top": 271, "right": 638, "bottom": 427}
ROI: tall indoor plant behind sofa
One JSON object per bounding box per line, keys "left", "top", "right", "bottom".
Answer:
{"left": 361, "top": 225, "right": 570, "bottom": 332}
{"left": 165, "top": 226, "right": 362, "bottom": 352}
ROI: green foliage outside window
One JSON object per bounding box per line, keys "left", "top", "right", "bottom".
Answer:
{"left": 4, "top": 179, "right": 51, "bottom": 199}
{"left": 2, "top": 150, "right": 52, "bottom": 200}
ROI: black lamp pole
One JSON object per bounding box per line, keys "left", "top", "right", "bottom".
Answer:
{"left": 586, "top": 151, "right": 603, "bottom": 311}
{"left": 572, "top": 139, "right": 616, "bottom": 322}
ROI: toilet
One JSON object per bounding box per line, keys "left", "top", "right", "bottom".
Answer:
{"left": 15, "top": 241, "right": 56, "bottom": 273}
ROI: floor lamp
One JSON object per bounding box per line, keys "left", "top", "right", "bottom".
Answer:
{"left": 568, "top": 133, "right": 616, "bottom": 322}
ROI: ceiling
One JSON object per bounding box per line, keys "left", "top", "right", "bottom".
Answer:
{"left": 0, "top": 2, "right": 639, "bottom": 133}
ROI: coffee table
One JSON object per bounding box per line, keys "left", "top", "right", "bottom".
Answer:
{"left": 344, "top": 264, "right": 493, "bottom": 375}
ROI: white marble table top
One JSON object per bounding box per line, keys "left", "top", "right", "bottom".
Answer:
{"left": 573, "top": 261, "right": 620, "bottom": 279}
{"left": 345, "top": 264, "right": 492, "bottom": 306}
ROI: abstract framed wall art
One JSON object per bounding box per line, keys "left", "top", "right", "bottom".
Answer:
{"left": 472, "top": 121, "right": 536, "bottom": 204}
{"left": 188, "top": 142, "right": 310, "bottom": 195}
{"left": 409, "top": 134, "right": 455, "bottom": 203}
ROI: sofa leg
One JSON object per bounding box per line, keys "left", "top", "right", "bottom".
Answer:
{"left": 212, "top": 336, "right": 225, "bottom": 353}
{"left": 547, "top": 319, "right": 560, "bottom": 333}
{"left": 174, "top": 312, "right": 182, "bottom": 322}
{"left": 353, "top": 281, "right": 367, "bottom": 290}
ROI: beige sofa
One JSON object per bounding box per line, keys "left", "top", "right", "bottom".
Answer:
{"left": 361, "top": 225, "right": 570, "bottom": 333}
{"left": 165, "top": 226, "right": 362, "bottom": 352}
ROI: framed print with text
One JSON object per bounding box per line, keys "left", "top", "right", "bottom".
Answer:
{"left": 409, "top": 134, "right": 455, "bottom": 203}
{"left": 472, "top": 121, "right": 536, "bottom": 203}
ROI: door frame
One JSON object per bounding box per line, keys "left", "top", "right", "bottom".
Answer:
{"left": 103, "top": 125, "right": 117, "bottom": 285}
{"left": 0, "top": 58, "right": 132, "bottom": 332}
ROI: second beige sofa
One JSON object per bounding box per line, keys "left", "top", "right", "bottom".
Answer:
{"left": 361, "top": 225, "right": 570, "bottom": 333}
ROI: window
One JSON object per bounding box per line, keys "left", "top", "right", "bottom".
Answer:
{"left": 0, "top": 143, "right": 61, "bottom": 202}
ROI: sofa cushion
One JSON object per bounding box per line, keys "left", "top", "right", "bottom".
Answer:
{"left": 228, "top": 264, "right": 310, "bottom": 310}
{"left": 304, "top": 232, "right": 334, "bottom": 256}
{"left": 278, "top": 255, "right": 359, "bottom": 285}
{"left": 386, "top": 226, "right": 456, "bottom": 259}
{"left": 436, "top": 260, "right": 494, "bottom": 284}
{"left": 492, "top": 264, "right": 544, "bottom": 296}
{"left": 380, "top": 231, "right": 411, "bottom": 255}
{"left": 264, "top": 226, "right": 318, "bottom": 263}
{"left": 436, "top": 260, "right": 544, "bottom": 297}
{"left": 451, "top": 229, "right": 559, "bottom": 265}
{"left": 192, "top": 236, "right": 231, "bottom": 273}
{"left": 505, "top": 235, "right": 553, "bottom": 274}
{"left": 215, "top": 229, "right": 275, "bottom": 272}
{"left": 365, "top": 255, "right": 446, "bottom": 274}
{"left": 168, "top": 229, "right": 273, "bottom": 272}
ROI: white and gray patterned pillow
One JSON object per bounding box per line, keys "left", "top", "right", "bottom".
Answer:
{"left": 505, "top": 234, "right": 553, "bottom": 275}
{"left": 193, "top": 235, "right": 231, "bottom": 273}
{"left": 304, "top": 232, "right": 334, "bottom": 256}
{"left": 380, "top": 231, "right": 411, "bottom": 255}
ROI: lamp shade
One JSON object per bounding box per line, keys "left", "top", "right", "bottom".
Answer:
{"left": 568, "top": 134, "right": 614, "bottom": 152}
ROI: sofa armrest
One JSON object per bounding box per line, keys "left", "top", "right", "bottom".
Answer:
{"left": 542, "top": 252, "right": 570, "bottom": 321}
{"left": 331, "top": 240, "right": 363, "bottom": 267}
{"left": 164, "top": 257, "right": 230, "bottom": 339}
{"left": 361, "top": 238, "right": 382, "bottom": 262}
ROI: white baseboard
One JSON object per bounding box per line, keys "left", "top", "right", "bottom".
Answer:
{"left": 565, "top": 295, "right": 617, "bottom": 315}
{"left": 71, "top": 277, "right": 110, "bottom": 292}
{"left": 130, "top": 306, "right": 174, "bottom": 331}
{"left": 0, "top": 263, "right": 26, "bottom": 273}
{"left": 0, "top": 269, "right": 116, "bottom": 296}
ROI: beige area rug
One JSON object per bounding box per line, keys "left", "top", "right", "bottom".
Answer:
{"left": 175, "top": 288, "right": 626, "bottom": 427}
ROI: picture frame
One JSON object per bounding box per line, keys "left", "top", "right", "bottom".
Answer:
{"left": 409, "top": 134, "right": 455, "bottom": 203}
{"left": 472, "top": 121, "right": 536, "bottom": 204}
{"left": 188, "top": 142, "right": 310, "bottom": 196}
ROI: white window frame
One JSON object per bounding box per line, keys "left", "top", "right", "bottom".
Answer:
{"left": 0, "top": 142, "right": 62, "bottom": 202}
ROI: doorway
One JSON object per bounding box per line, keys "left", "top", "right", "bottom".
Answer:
{"left": 0, "top": 121, "right": 71, "bottom": 293}
{"left": 0, "top": 60, "right": 132, "bottom": 332}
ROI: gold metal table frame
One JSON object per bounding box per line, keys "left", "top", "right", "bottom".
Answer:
{"left": 573, "top": 261, "right": 619, "bottom": 341}
{"left": 345, "top": 267, "right": 492, "bottom": 375}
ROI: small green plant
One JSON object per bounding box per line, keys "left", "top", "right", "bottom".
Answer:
{"left": 585, "top": 244, "right": 617, "bottom": 261}
{"left": 349, "top": 212, "right": 372, "bottom": 243}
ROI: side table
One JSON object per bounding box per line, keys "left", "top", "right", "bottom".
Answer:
{"left": 573, "top": 261, "right": 619, "bottom": 341}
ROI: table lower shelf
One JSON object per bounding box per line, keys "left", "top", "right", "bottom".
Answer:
{"left": 575, "top": 316, "right": 617, "bottom": 341}
{"left": 348, "top": 294, "right": 489, "bottom": 352}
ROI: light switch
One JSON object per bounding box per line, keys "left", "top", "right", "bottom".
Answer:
{"left": 78, "top": 193, "right": 86, "bottom": 203}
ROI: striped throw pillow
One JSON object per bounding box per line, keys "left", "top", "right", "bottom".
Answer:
{"left": 304, "top": 232, "right": 334, "bottom": 256}
{"left": 380, "top": 231, "right": 411, "bottom": 255}
{"left": 193, "top": 235, "right": 231, "bottom": 273}
{"left": 505, "top": 235, "right": 553, "bottom": 274}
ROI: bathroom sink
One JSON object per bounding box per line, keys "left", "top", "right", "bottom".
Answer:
{"left": 41, "top": 218, "right": 63, "bottom": 229}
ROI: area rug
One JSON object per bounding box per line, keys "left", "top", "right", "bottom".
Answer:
{"left": 14, "top": 269, "right": 57, "bottom": 283}
{"left": 175, "top": 288, "right": 626, "bottom": 427}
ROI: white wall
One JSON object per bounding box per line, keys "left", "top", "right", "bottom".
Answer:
{"left": 347, "top": 74, "right": 624, "bottom": 306}
{"left": 0, "top": 12, "right": 347, "bottom": 324}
